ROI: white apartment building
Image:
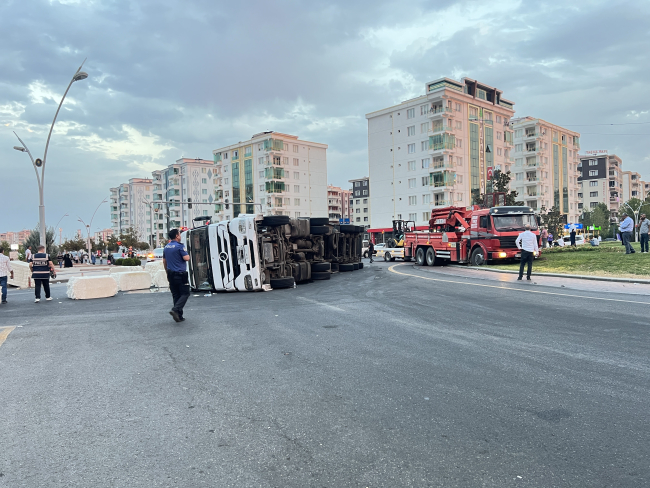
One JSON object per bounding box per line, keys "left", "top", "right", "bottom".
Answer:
{"left": 621, "top": 170, "right": 644, "bottom": 202}
{"left": 110, "top": 178, "right": 153, "bottom": 243}
{"left": 212, "top": 131, "right": 328, "bottom": 220}
{"left": 327, "top": 185, "right": 352, "bottom": 223}
{"left": 366, "top": 77, "right": 515, "bottom": 229}
{"left": 349, "top": 177, "right": 371, "bottom": 228}
{"left": 510, "top": 117, "right": 581, "bottom": 222}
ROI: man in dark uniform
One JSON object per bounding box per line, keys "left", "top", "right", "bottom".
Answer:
{"left": 30, "top": 245, "right": 55, "bottom": 303}
{"left": 163, "top": 229, "right": 190, "bottom": 322}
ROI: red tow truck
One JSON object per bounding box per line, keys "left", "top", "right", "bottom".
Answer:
{"left": 402, "top": 198, "right": 540, "bottom": 266}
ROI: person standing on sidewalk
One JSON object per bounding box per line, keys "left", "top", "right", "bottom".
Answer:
{"left": 30, "top": 246, "right": 55, "bottom": 303}
{"left": 638, "top": 214, "right": 649, "bottom": 253}
{"left": 619, "top": 212, "right": 635, "bottom": 254}
{"left": 368, "top": 241, "right": 375, "bottom": 263}
{"left": 0, "top": 245, "right": 14, "bottom": 304}
{"left": 516, "top": 224, "right": 539, "bottom": 281}
{"left": 25, "top": 246, "right": 32, "bottom": 262}
{"left": 163, "top": 229, "right": 190, "bottom": 323}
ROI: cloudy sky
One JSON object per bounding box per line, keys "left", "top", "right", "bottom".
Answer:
{"left": 1, "top": 0, "right": 649, "bottom": 238}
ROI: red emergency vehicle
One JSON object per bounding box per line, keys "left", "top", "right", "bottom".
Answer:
{"left": 402, "top": 204, "right": 540, "bottom": 266}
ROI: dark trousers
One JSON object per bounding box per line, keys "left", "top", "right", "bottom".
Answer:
{"left": 168, "top": 271, "right": 190, "bottom": 317}
{"left": 622, "top": 232, "right": 634, "bottom": 253}
{"left": 34, "top": 279, "right": 51, "bottom": 299}
{"left": 640, "top": 233, "right": 649, "bottom": 253}
{"left": 519, "top": 250, "right": 534, "bottom": 279}
{"left": 0, "top": 276, "right": 7, "bottom": 302}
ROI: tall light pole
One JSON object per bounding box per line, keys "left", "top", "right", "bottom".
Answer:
{"left": 54, "top": 213, "right": 69, "bottom": 246}
{"left": 78, "top": 197, "right": 108, "bottom": 261}
{"left": 622, "top": 200, "right": 643, "bottom": 242}
{"left": 12, "top": 59, "right": 89, "bottom": 251}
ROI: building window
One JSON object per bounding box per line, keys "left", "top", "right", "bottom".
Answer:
{"left": 363, "top": 190, "right": 368, "bottom": 195}
{"left": 590, "top": 191, "right": 598, "bottom": 197}
{"left": 224, "top": 178, "right": 229, "bottom": 185}
{"left": 455, "top": 103, "right": 461, "bottom": 112}
{"left": 363, "top": 180, "right": 367, "bottom": 186}
{"left": 408, "top": 144, "right": 415, "bottom": 153}
{"left": 356, "top": 217, "right": 361, "bottom": 222}
{"left": 422, "top": 194, "right": 431, "bottom": 204}
{"left": 202, "top": 189, "right": 208, "bottom": 194}
{"left": 589, "top": 170, "right": 598, "bottom": 176}
{"left": 421, "top": 141, "right": 428, "bottom": 151}
{"left": 589, "top": 181, "right": 598, "bottom": 187}
{"left": 456, "top": 139, "right": 462, "bottom": 148}
{"left": 409, "top": 213, "right": 417, "bottom": 220}
{"left": 422, "top": 158, "right": 430, "bottom": 168}
{"left": 497, "top": 148, "right": 502, "bottom": 156}
{"left": 356, "top": 208, "right": 360, "bottom": 213}
{"left": 260, "top": 184, "right": 264, "bottom": 191}
{"left": 283, "top": 157, "right": 289, "bottom": 165}
{"left": 407, "top": 126, "right": 415, "bottom": 136}
{"left": 407, "top": 108, "right": 415, "bottom": 119}
{"left": 408, "top": 196, "right": 417, "bottom": 206}
{"left": 420, "top": 105, "right": 429, "bottom": 116}
{"left": 292, "top": 185, "right": 299, "bottom": 193}
{"left": 293, "top": 145, "right": 299, "bottom": 153}
{"left": 421, "top": 176, "right": 428, "bottom": 186}
{"left": 293, "top": 171, "right": 300, "bottom": 179}
{"left": 456, "top": 121, "right": 462, "bottom": 130}
{"left": 259, "top": 171, "right": 264, "bottom": 178}
{"left": 590, "top": 202, "right": 598, "bottom": 208}
{"left": 408, "top": 178, "right": 416, "bottom": 189}
{"left": 408, "top": 160, "right": 416, "bottom": 171}
{"left": 589, "top": 159, "right": 597, "bottom": 165}
{"left": 421, "top": 122, "right": 429, "bottom": 133}
{"left": 293, "top": 158, "right": 299, "bottom": 166}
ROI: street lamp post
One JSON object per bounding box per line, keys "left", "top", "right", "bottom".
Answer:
{"left": 12, "top": 59, "right": 89, "bottom": 251}
{"left": 54, "top": 213, "right": 69, "bottom": 246}
{"left": 78, "top": 197, "right": 108, "bottom": 263}
{"left": 622, "top": 201, "right": 642, "bottom": 242}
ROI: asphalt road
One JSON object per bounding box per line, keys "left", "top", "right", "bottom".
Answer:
{"left": 1, "top": 261, "right": 649, "bottom": 487}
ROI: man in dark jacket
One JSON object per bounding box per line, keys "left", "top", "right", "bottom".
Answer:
{"left": 30, "top": 246, "right": 55, "bottom": 303}
{"left": 368, "top": 242, "right": 375, "bottom": 263}
{"left": 163, "top": 229, "right": 190, "bottom": 322}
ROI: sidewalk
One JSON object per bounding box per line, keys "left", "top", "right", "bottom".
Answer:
{"left": 413, "top": 264, "right": 650, "bottom": 296}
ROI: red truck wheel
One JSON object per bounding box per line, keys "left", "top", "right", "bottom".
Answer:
{"left": 426, "top": 248, "right": 436, "bottom": 266}
{"left": 416, "top": 248, "right": 426, "bottom": 266}
{"left": 470, "top": 248, "right": 485, "bottom": 266}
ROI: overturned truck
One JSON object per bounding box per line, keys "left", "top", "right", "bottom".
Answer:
{"left": 182, "top": 215, "right": 364, "bottom": 292}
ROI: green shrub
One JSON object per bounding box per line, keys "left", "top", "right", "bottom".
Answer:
{"left": 113, "top": 257, "right": 142, "bottom": 266}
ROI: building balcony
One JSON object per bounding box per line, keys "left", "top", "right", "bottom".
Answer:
{"left": 430, "top": 160, "right": 455, "bottom": 171}
{"left": 523, "top": 131, "right": 540, "bottom": 140}
{"left": 432, "top": 199, "right": 451, "bottom": 207}
{"left": 427, "top": 106, "right": 454, "bottom": 119}
{"left": 524, "top": 178, "right": 539, "bottom": 186}
{"left": 430, "top": 124, "right": 454, "bottom": 134}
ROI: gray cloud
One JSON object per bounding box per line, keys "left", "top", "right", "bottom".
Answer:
{"left": 1, "top": 0, "right": 649, "bottom": 238}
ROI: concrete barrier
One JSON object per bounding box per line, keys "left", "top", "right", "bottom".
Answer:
{"left": 7, "top": 261, "right": 31, "bottom": 289}
{"left": 112, "top": 271, "right": 152, "bottom": 291}
{"left": 151, "top": 269, "right": 169, "bottom": 288}
{"left": 67, "top": 276, "right": 118, "bottom": 300}
{"left": 109, "top": 265, "right": 143, "bottom": 274}
{"left": 145, "top": 260, "right": 164, "bottom": 278}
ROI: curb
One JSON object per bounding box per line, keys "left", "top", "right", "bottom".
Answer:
{"left": 450, "top": 265, "right": 650, "bottom": 284}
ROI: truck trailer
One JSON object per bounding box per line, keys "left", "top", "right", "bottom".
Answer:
{"left": 181, "top": 214, "right": 363, "bottom": 292}
{"left": 402, "top": 204, "right": 540, "bottom": 266}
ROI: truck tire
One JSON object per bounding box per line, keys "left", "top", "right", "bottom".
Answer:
{"left": 340, "top": 263, "right": 354, "bottom": 272}
{"left": 310, "top": 217, "right": 330, "bottom": 226}
{"left": 330, "top": 262, "right": 339, "bottom": 271}
{"left": 339, "top": 224, "right": 356, "bottom": 233}
{"left": 363, "top": 251, "right": 368, "bottom": 258}
{"left": 310, "top": 225, "right": 330, "bottom": 235}
{"left": 270, "top": 277, "right": 295, "bottom": 289}
{"left": 262, "top": 216, "right": 290, "bottom": 226}
{"left": 426, "top": 248, "right": 436, "bottom": 266}
{"left": 470, "top": 247, "right": 485, "bottom": 266}
{"left": 416, "top": 247, "right": 426, "bottom": 266}
{"left": 312, "top": 271, "right": 331, "bottom": 280}
{"left": 358, "top": 262, "right": 364, "bottom": 269}
{"left": 353, "top": 263, "right": 359, "bottom": 270}
{"left": 353, "top": 226, "right": 364, "bottom": 234}
{"left": 384, "top": 252, "right": 391, "bottom": 262}
{"left": 312, "top": 262, "right": 331, "bottom": 272}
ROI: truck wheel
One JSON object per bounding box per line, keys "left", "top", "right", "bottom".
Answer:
{"left": 363, "top": 251, "right": 368, "bottom": 258}
{"left": 353, "top": 226, "right": 364, "bottom": 234}
{"left": 470, "top": 248, "right": 485, "bottom": 266}
{"left": 384, "top": 252, "right": 391, "bottom": 262}
{"left": 262, "top": 216, "right": 290, "bottom": 226}
{"left": 310, "top": 217, "right": 330, "bottom": 226}
{"left": 311, "top": 271, "right": 331, "bottom": 280}
{"left": 390, "top": 257, "right": 396, "bottom": 262}
{"left": 310, "top": 225, "right": 329, "bottom": 235}
{"left": 331, "top": 262, "right": 339, "bottom": 271}
{"left": 270, "top": 277, "right": 295, "bottom": 289}
{"left": 353, "top": 263, "right": 359, "bottom": 270}
{"left": 426, "top": 248, "right": 436, "bottom": 266}
{"left": 416, "top": 247, "right": 426, "bottom": 266}
{"left": 387, "top": 238, "right": 397, "bottom": 248}
{"left": 312, "top": 262, "right": 331, "bottom": 272}
{"left": 358, "top": 262, "right": 364, "bottom": 269}
{"left": 404, "top": 257, "right": 412, "bottom": 262}
{"left": 339, "top": 224, "right": 356, "bottom": 233}
{"left": 340, "top": 263, "right": 354, "bottom": 272}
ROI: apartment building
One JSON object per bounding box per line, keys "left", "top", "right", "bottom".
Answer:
{"left": 212, "top": 131, "right": 328, "bottom": 221}
{"left": 577, "top": 152, "right": 623, "bottom": 220}
{"left": 326, "top": 185, "right": 352, "bottom": 223}
{"left": 349, "top": 177, "right": 371, "bottom": 228}
{"left": 366, "top": 77, "right": 515, "bottom": 229}
{"left": 510, "top": 117, "right": 581, "bottom": 222}
{"left": 621, "top": 171, "right": 644, "bottom": 202}
{"left": 109, "top": 178, "right": 153, "bottom": 243}
{"left": 93, "top": 228, "right": 114, "bottom": 244}
{"left": 0, "top": 230, "right": 31, "bottom": 245}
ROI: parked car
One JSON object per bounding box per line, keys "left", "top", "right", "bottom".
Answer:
{"left": 363, "top": 243, "right": 385, "bottom": 258}
{"left": 562, "top": 235, "right": 585, "bottom": 246}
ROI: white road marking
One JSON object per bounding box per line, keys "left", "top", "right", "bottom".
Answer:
{"left": 297, "top": 296, "right": 345, "bottom": 312}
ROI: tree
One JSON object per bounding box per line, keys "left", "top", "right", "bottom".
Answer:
{"left": 539, "top": 206, "right": 564, "bottom": 242}
{"left": 591, "top": 202, "right": 611, "bottom": 238}
{"left": 106, "top": 234, "right": 120, "bottom": 252}
{"left": 473, "top": 170, "right": 522, "bottom": 206}
{"left": 117, "top": 227, "right": 140, "bottom": 249}
{"left": 0, "top": 240, "right": 9, "bottom": 256}
{"left": 61, "top": 237, "right": 86, "bottom": 252}
{"left": 22, "top": 226, "right": 58, "bottom": 256}
{"left": 579, "top": 210, "right": 593, "bottom": 228}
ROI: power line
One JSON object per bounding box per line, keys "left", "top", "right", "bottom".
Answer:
{"left": 559, "top": 122, "right": 650, "bottom": 126}
{"left": 579, "top": 133, "right": 650, "bottom": 135}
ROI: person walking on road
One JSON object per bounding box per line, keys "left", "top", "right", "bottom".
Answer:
{"left": 638, "top": 214, "right": 649, "bottom": 253}
{"left": 516, "top": 224, "right": 539, "bottom": 281}
{"left": 619, "top": 212, "right": 635, "bottom": 254}
{"left": 0, "top": 245, "right": 14, "bottom": 304}
{"left": 29, "top": 246, "right": 55, "bottom": 303}
{"left": 368, "top": 241, "right": 375, "bottom": 263}
{"left": 163, "top": 229, "right": 190, "bottom": 323}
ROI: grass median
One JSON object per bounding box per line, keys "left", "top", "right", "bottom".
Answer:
{"left": 486, "top": 241, "right": 650, "bottom": 279}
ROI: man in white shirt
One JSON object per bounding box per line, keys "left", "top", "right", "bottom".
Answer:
{"left": 0, "top": 245, "right": 14, "bottom": 304}
{"left": 515, "top": 224, "right": 539, "bottom": 281}
{"left": 25, "top": 246, "right": 32, "bottom": 262}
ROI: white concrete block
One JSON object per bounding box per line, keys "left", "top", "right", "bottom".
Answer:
{"left": 151, "top": 269, "right": 169, "bottom": 288}
{"left": 7, "top": 261, "right": 31, "bottom": 289}
{"left": 109, "top": 266, "right": 143, "bottom": 274}
{"left": 145, "top": 260, "right": 164, "bottom": 278}
{"left": 67, "top": 276, "right": 118, "bottom": 300}
{"left": 113, "top": 271, "right": 152, "bottom": 291}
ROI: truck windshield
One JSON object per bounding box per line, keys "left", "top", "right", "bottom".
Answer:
{"left": 492, "top": 214, "right": 538, "bottom": 232}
